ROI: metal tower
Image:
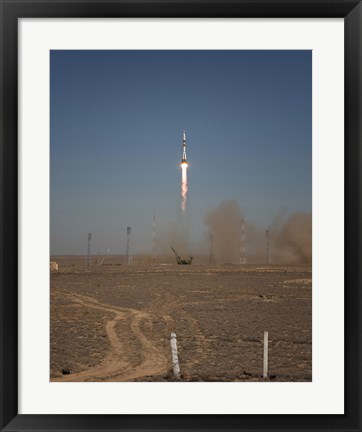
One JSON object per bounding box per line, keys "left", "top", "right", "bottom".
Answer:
{"left": 266, "top": 229, "right": 270, "bottom": 265}
{"left": 209, "top": 232, "right": 215, "bottom": 265}
{"left": 126, "top": 227, "right": 133, "bottom": 265}
{"left": 240, "top": 218, "right": 246, "bottom": 265}
{"left": 152, "top": 214, "right": 156, "bottom": 259}
{"left": 86, "top": 233, "right": 92, "bottom": 267}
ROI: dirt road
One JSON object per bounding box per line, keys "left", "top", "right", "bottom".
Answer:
{"left": 51, "top": 262, "right": 312, "bottom": 382}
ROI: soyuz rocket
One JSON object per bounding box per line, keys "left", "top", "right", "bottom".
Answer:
{"left": 181, "top": 130, "right": 187, "bottom": 164}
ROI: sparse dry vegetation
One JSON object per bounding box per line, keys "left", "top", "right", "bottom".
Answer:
{"left": 51, "top": 257, "right": 311, "bottom": 382}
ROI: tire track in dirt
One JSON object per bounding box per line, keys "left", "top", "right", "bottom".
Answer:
{"left": 54, "top": 294, "right": 169, "bottom": 382}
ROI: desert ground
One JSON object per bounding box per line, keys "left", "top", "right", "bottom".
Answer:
{"left": 50, "top": 256, "right": 312, "bottom": 382}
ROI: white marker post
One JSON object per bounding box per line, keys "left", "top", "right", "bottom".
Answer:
{"left": 170, "top": 332, "right": 181, "bottom": 379}
{"left": 263, "top": 331, "right": 269, "bottom": 379}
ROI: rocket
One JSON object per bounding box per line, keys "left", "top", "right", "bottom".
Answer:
{"left": 181, "top": 130, "right": 187, "bottom": 164}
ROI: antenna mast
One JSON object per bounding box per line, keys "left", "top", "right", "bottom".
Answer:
{"left": 266, "top": 229, "right": 270, "bottom": 265}
{"left": 152, "top": 214, "right": 156, "bottom": 260}
{"left": 126, "top": 227, "right": 133, "bottom": 265}
{"left": 86, "top": 233, "right": 92, "bottom": 267}
{"left": 240, "top": 218, "right": 246, "bottom": 265}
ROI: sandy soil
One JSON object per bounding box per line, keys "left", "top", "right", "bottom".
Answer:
{"left": 50, "top": 258, "right": 312, "bottom": 382}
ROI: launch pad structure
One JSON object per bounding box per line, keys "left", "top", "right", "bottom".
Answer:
{"left": 171, "top": 247, "right": 193, "bottom": 265}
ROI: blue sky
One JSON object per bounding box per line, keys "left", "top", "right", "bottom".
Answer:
{"left": 50, "top": 50, "right": 311, "bottom": 255}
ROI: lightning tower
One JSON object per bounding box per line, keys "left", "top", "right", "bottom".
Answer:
{"left": 152, "top": 214, "right": 156, "bottom": 260}
{"left": 86, "top": 233, "right": 92, "bottom": 267}
{"left": 209, "top": 232, "right": 215, "bottom": 265}
{"left": 126, "top": 226, "right": 133, "bottom": 265}
{"left": 240, "top": 218, "right": 246, "bottom": 265}
{"left": 266, "top": 229, "right": 270, "bottom": 265}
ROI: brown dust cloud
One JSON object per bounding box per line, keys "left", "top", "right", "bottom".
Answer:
{"left": 203, "top": 200, "right": 311, "bottom": 265}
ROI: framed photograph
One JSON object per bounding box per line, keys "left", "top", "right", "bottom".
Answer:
{"left": 1, "top": 1, "right": 361, "bottom": 431}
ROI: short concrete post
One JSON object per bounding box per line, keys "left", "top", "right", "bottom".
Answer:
{"left": 263, "top": 331, "right": 269, "bottom": 379}
{"left": 170, "top": 332, "right": 181, "bottom": 378}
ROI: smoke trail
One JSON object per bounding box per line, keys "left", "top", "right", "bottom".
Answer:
{"left": 181, "top": 163, "right": 188, "bottom": 212}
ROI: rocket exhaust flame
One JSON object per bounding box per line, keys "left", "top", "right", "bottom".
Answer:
{"left": 180, "top": 131, "right": 188, "bottom": 212}
{"left": 181, "top": 162, "right": 188, "bottom": 212}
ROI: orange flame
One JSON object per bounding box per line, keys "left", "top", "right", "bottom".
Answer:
{"left": 181, "top": 162, "right": 188, "bottom": 212}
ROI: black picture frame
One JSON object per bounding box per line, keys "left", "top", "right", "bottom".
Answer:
{"left": 1, "top": 1, "right": 361, "bottom": 431}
